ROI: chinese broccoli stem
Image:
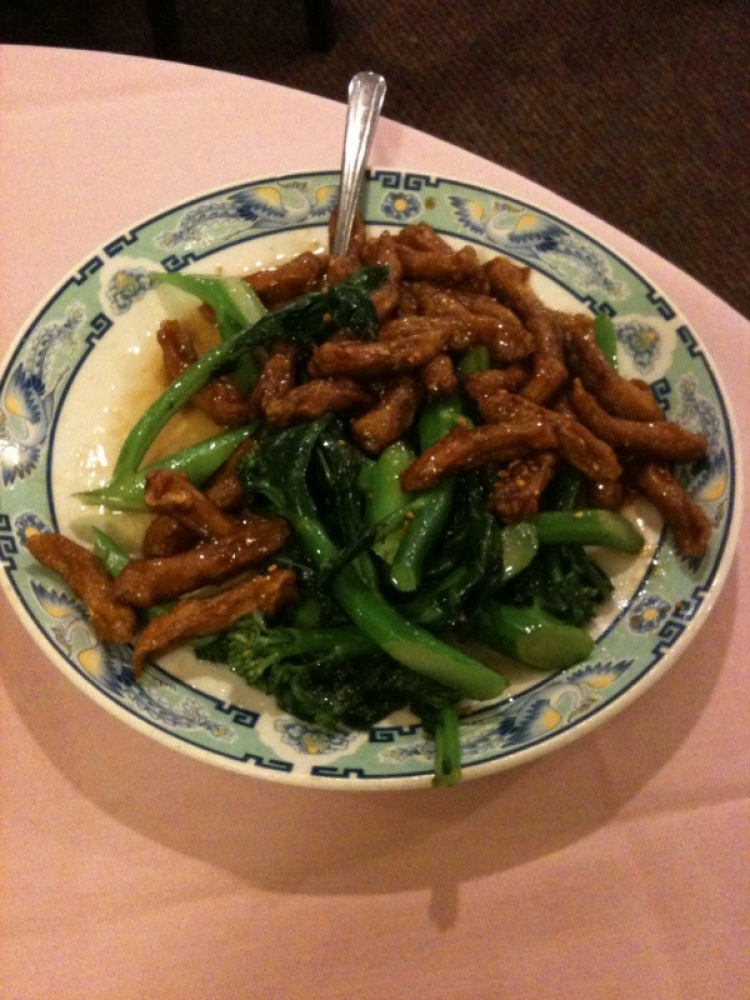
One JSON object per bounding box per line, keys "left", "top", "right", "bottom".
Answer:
{"left": 333, "top": 560, "right": 507, "bottom": 702}
{"left": 431, "top": 705, "right": 462, "bottom": 787}
{"left": 240, "top": 420, "right": 507, "bottom": 702}
{"left": 389, "top": 395, "right": 464, "bottom": 592}
{"left": 593, "top": 313, "right": 619, "bottom": 369}
{"left": 151, "top": 271, "right": 268, "bottom": 390}
{"left": 363, "top": 441, "right": 415, "bottom": 564}
{"left": 499, "top": 521, "right": 539, "bottom": 582}
{"left": 474, "top": 601, "right": 595, "bottom": 671}
{"left": 529, "top": 509, "right": 645, "bottom": 553}
{"left": 151, "top": 271, "right": 267, "bottom": 334}
{"left": 110, "top": 266, "right": 386, "bottom": 483}
{"left": 92, "top": 527, "right": 130, "bottom": 577}
{"left": 456, "top": 343, "right": 491, "bottom": 378}
{"left": 77, "top": 424, "right": 255, "bottom": 510}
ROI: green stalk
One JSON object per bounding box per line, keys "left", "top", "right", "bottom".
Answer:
{"left": 474, "top": 601, "right": 594, "bottom": 671}
{"left": 499, "top": 521, "right": 539, "bottom": 582}
{"left": 529, "top": 509, "right": 644, "bottom": 553}
{"left": 388, "top": 481, "right": 454, "bottom": 592}
{"left": 92, "top": 528, "right": 130, "bottom": 577}
{"left": 332, "top": 563, "right": 507, "bottom": 701}
{"left": 281, "top": 499, "right": 507, "bottom": 702}
{"left": 78, "top": 423, "right": 255, "bottom": 510}
{"left": 152, "top": 271, "right": 267, "bottom": 390}
{"left": 152, "top": 272, "right": 267, "bottom": 334}
{"left": 389, "top": 395, "right": 465, "bottom": 593}
{"left": 364, "top": 441, "right": 415, "bottom": 563}
{"left": 431, "top": 705, "right": 462, "bottom": 787}
{"left": 457, "top": 344, "right": 491, "bottom": 377}
{"left": 593, "top": 313, "right": 619, "bottom": 369}
{"left": 112, "top": 266, "right": 387, "bottom": 483}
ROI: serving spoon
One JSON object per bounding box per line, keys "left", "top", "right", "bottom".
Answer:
{"left": 331, "top": 71, "right": 387, "bottom": 256}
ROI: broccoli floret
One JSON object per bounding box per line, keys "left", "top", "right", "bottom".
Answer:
{"left": 209, "top": 611, "right": 459, "bottom": 736}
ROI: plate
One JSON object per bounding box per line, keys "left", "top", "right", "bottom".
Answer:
{"left": 0, "top": 170, "right": 741, "bottom": 787}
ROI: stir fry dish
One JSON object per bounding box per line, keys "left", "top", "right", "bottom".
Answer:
{"left": 26, "top": 218, "right": 712, "bottom": 784}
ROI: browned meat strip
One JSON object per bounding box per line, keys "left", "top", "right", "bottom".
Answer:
{"left": 362, "top": 231, "right": 403, "bottom": 321}
{"left": 142, "top": 441, "right": 253, "bottom": 558}
{"left": 571, "top": 380, "right": 708, "bottom": 461}
{"left": 113, "top": 517, "right": 289, "bottom": 607}
{"left": 484, "top": 256, "right": 568, "bottom": 404}
{"left": 584, "top": 478, "right": 626, "bottom": 511}
{"left": 132, "top": 568, "right": 298, "bottom": 673}
{"left": 157, "top": 320, "right": 254, "bottom": 427}
{"left": 466, "top": 386, "right": 621, "bottom": 481}
{"left": 144, "top": 470, "right": 239, "bottom": 539}
{"left": 351, "top": 376, "right": 424, "bottom": 455}
{"left": 409, "top": 281, "right": 534, "bottom": 362}
{"left": 377, "top": 315, "right": 454, "bottom": 342}
{"left": 249, "top": 343, "right": 298, "bottom": 418}
{"left": 396, "top": 285, "right": 420, "bottom": 316}
{"left": 378, "top": 311, "right": 533, "bottom": 365}
{"left": 419, "top": 353, "right": 458, "bottom": 396}
{"left": 400, "top": 422, "right": 558, "bottom": 492}
{"left": 26, "top": 533, "right": 137, "bottom": 644}
{"left": 463, "top": 365, "right": 530, "bottom": 397}
{"left": 563, "top": 317, "right": 664, "bottom": 422}
{"left": 395, "top": 242, "right": 486, "bottom": 288}
{"left": 395, "top": 223, "right": 455, "bottom": 254}
{"left": 263, "top": 378, "right": 375, "bottom": 426}
{"left": 490, "top": 452, "right": 560, "bottom": 523}
{"left": 200, "top": 439, "right": 254, "bottom": 510}
{"left": 309, "top": 326, "right": 451, "bottom": 379}
{"left": 554, "top": 413, "right": 622, "bottom": 481}
{"left": 423, "top": 293, "right": 534, "bottom": 365}
{"left": 630, "top": 462, "right": 712, "bottom": 557}
{"left": 141, "top": 516, "right": 196, "bottom": 559}
{"left": 326, "top": 255, "right": 359, "bottom": 285}
{"left": 519, "top": 311, "right": 567, "bottom": 404}
{"left": 245, "top": 251, "right": 327, "bottom": 307}
{"left": 464, "top": 380, "right": 544, "bottom": 425}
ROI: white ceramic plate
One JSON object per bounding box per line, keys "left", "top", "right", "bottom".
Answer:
{"left": 0, "top": 170, "right": 741, "bottom": 787}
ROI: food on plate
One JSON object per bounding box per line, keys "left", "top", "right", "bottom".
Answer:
{"left": 27, "top": 218, "right": 712, "bottom": 784}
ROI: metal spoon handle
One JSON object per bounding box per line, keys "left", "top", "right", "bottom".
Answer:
{"left": 331, "top": 71, "right": 386, "bottom": 256}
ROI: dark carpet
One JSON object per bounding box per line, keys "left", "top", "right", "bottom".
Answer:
{"left": 2, "top": 0, "right": 748, "bottom": 316}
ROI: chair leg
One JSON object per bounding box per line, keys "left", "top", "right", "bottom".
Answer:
{"left": 303, "top": 0, "right": 336, "bottom": 52}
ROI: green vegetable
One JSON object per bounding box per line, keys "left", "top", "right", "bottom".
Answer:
{"left": 593, "top": 313, "right": 619, "bottom": 368}
{"left": 499, "top": 521, "right": 539, "bottom": 582}
{"left": 228, "top": 614, "right": 376, "bottom": 686}
{"left": 398, "top": 471, "right": 524, "bottom": 629}
{"left": 152, "top": 271, "right": 267, "bottom": 337}
{"left": 389, "top": 395, "right": 465, "bottom": 593}
{"left": 78, "top": 265, "right": 387, "bottom": 513}
{"left": 457, "top": 343, "right": 491, "bottom": 377}
{"left": 238, "top": 419, "right": 508, "bottom": 702}
{"left": 117, "top": 265, "right": 385, "bottom": 482}
{"left": 77, "top": 423, "right": 255, "bottom": 510}
{"left": 152, "top": 271, "right": 268, "bottom": 390}
{"left": 430, "top": 705, "right": 462, "bottom": 787}
{"left": 205, "top": 611, "right": 460, "bottom": 735}
{"left": 474, "top": 601, "right": 595, "bottom": 671}
{"left": 92, "top": 527, "right": 130, "bottom": 577}
{"left": 363, "top": 441, "right": 414, "bottom": 563}
{"left": 529, "top": 509, "right": 644, "bottom": 553}
{"left": 500, "top": 541, "right": 614, "bottom": 627}
{"left": 207, "top": 608, "right": 467, "bottom": 785}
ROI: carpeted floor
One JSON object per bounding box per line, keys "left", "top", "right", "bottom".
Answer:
{"left": 2, "top": 0, "right": 748, "bottom": 316}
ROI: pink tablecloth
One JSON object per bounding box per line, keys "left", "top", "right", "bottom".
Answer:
{"left": 1, "top": 46, "right": 748, "bottom": 1000}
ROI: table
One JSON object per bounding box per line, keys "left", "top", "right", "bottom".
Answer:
{"left": 1, "top": 46, "right": 748, "bottom": 1000}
